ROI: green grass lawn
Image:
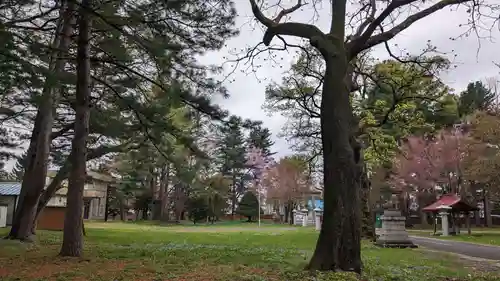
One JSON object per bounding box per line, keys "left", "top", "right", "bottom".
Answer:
{"left": 0, "top": 222, "right": 499, "bottom": 281}
{"left": 409, "top": 228, "right": 500, "bottom": 246}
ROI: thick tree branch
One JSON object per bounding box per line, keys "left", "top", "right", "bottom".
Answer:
{"left": 0, "top": 107, "right": 16, "bottom": 117}
{"left": 248, "top": 0, "right": 324, "bottom": 46}
{"left": 348, "top": 0, "right": 471, "bottom": 58}
{"left": 351, "top": 0, "right": 419, "bottom": 44}
{"left": 50, "top": 122, "right": 74, "bottom": 140}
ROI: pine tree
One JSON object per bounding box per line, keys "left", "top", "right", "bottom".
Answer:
{"left": 0, "top": 162, "right": 13, "bottom": 182}
{"left": 458, "top": 81, "right": 496, "bottom": 117}
{"left": 10, "top": 152, "right": 28, "bottom": 181}
{"left": 236, "top": 191, "right": 260, "bottom": 222}
{"left": 247, "top": 121, "right": 275, "bottom": 158}
{"left": 216, "top": 116, "right": 248, "bottom": 217}
{"left": 3, "top": 0, "right": 238, "bottom": 240}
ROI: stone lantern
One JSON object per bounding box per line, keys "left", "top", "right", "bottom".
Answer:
{"left": 436, "top": 205, "right": 452, "bottom": 236}
{"left": 375, "top": 192, "right": 416, "bottom": 248}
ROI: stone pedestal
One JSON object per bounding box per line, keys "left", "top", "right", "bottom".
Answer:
{"left": 375, "top": 210, "right": 417, "bottom": 248}
{"left": 314, "top": 208, "right": 322, "bottom": 231}
{"left": 292, "top": 210, "right": 299, "bottom": 226}
{"left": 302, "top": 208, "right": 308, "bottom": 227}
{"left": 438, "top": 205, "right": 452, "bottom": 236}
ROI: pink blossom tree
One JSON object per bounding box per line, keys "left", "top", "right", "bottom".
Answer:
{"left": 391, "top": 129, "right": 467, "bottom": 225}
{"left": 392, "top": 129, "right": 466, "bottom": 194}
{"left": 262, "top": 156, "right": 311, "bottom": 224}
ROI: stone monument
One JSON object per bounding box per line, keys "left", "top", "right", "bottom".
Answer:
{"left": 375, "top": 209, "right": 417, "bottom": 248}
{"left": 302, "top": 208, "right": 309, "bottom": 227}
{"left": 437, "top": 205, "right": 452, "bottom": 236}
{"left": 314, "top": 208, "right": 322, "bottom": 231}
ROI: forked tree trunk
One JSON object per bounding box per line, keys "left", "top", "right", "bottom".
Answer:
{"left": 7, "top": 1, "right": 75, "bottom": 241}
{"left": 60, "top": 0, "right": 92, "bottom": 257}
{"left": 32, "top": 160, "right": 71, "bottom": 234}
{"left": 307, "top": 44, "right": 361, "bottom": 273}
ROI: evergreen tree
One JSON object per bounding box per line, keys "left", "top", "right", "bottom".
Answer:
{"left": 458, "top": 81, "right": 496, "bottom": 117}
{"left": 187, "top": 196, "right": 209, "bottom": 224}
{"left": 2, "top": 0, "right": 238, "bottom": 241}
{"left": 246, "top": 121, "right": 275, "bottom": 158}
{"left": 216, "top": 116, "right": 248, "bottom": 217}
{"left": 0, "top": 162, "right": 12, "bottom": 182}
{"left": 236, "top": 191, "right": 260, "bottom": 222}
{"left": 10, "top": 152, "right": 28, "bottom": 181}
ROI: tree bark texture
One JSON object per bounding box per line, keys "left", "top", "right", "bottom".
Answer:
{"left": 159, "top": 164, "right": 170, "bottom": 221}
{"left": 60, "top": 0, "right": 92, "bottom": 257}
{"left": 8, "top": 0, "right": 75, "bottom": 241}
{"left": 307, "top": 42, "right": 361, "bottom": 272}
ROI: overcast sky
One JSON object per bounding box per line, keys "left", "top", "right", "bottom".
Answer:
{"left": 200, "top": 1, "right": 500, "bottom": 158}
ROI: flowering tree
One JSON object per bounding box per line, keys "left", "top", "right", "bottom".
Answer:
{"left": 245, "top": 146, "right": 274, "bottom": 202}
{"left": 392, "top": 129, "right": 466, "bottom": 194}
{"left": 391, "top": 129, "right": 468, "bottom": 225}
{"left": 246, "top": 147, "right": 311, "bottom": 223}
{"left": 262, "top": 156, "right": 311, "bottom": 224}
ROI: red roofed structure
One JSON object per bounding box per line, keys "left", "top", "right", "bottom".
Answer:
{"left": 422, "top": 194, "right": 478, "bottom": 213}
{"left": 422, "top": 193, "right": 478, "bottom": 236}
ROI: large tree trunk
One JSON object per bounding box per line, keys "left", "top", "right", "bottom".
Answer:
{"left": 60, "top": 0, "right": 91, "bottom": 257}
{"left": 158, "top": 165, "right": 169, "bottom": 221}
{"left": 7, "top": 1, "right": 75, "bottom": 241}
{"left": 307, "top": 49, "right": 361, "bottom": 272}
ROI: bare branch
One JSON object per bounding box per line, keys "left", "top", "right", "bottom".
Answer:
{"left": 348, "top": 0, "right": 471, "bottom": 57}
{"left": 273, "top": 0, "right": 305, "bottom": 23}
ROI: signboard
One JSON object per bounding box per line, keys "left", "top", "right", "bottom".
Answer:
{"left": 307, "top": 199, "right": 323, "bottom": 210}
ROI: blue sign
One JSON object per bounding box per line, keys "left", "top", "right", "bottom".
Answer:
{"left": 307, "top": 199, "right": 323, "bottom": 210}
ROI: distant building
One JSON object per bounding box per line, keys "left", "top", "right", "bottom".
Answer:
{"left": 0, "top": 170, "right": 116, "bottom": 229}
{"left": 45, "top": 170, "right": 115, "bottom": 220}
{"left": 0, "top": 182, "right": 21, "bottom": 226}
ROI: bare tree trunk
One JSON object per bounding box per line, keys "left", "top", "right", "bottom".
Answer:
{"left": 360, "top": 171, "right": 373, "bottom": 239}
{"left": 60, "top": 0, "right": 91, "bottom": 257}
{"left": 8, "top": 0, "right": 74, "bottom": 241}
{"left": 284, "top": 204, "right": 289, "bottom": 223}
{"left": 433, "top": 213, "right": 437, "bottom": 235}
{"left": 119, "top": 197, "right": 125, "bottom": 221}
{"left": 231, "top": 174, "right": 236, "bottom": 220}
{"left": 307, "top": 48, "right": 361, "bottom": 273}
{"left": 159, "top": 164, "right": 170, "bottom": 221}
{"left": 418, "top": 194, "right": 429, "bottom": 227}
{"left": 484, "top": 190, "right": 492, "bottom": 227}
{"left": 466, "top": 212, "right": 471, "bottom": 235}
